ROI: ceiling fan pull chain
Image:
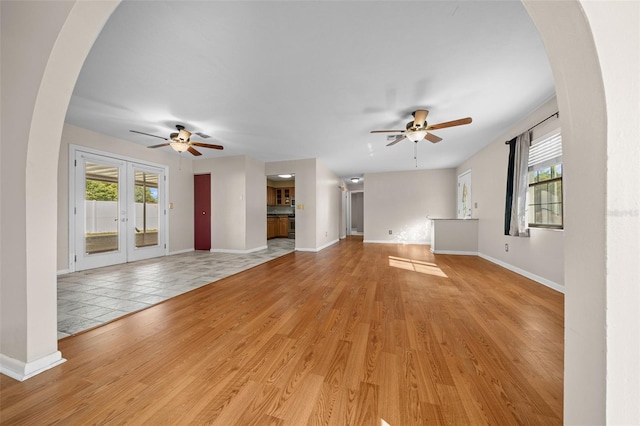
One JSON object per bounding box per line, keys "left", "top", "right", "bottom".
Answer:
{"left": 414, "top": 142, "right": 418, "bottom": 168}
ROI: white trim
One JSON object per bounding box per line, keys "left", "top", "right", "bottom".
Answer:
{"left": 296, "top": 239, "right": 339, "bottom": 252}
{"left": 457, "top": 169, "right": 472, "bottom": 219}
{"left": 1, "top": 352, "right": 66, "bottom": 382}
{"left": 317, "top": 239, "right": 339, "bottom": 251}
{"left": 478, "top": 252, "right": 564, "bottom": 294}
{"left": 210, "top": 245, "right": 268, "bottom": 254}
{"left": 57, "top": 268, "right": 71, "bottom": 276}
{"left": 168, "top": 248, "right": 194, "bottom": 256}
{"left": 431, "top": 250, "right": 479, "bottom": 256}
{"left": 363, "top": 239, "right": 430, "bottom": 245}
{"left": 68, "top": 145, "right": 170, "bottom": 272}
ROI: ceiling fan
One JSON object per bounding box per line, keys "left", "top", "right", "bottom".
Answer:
{"left": 129, "top": 125, "right": 223, "bottom": 156}
{"left": 370, "top": 110, "right": 472, "bottom": 146}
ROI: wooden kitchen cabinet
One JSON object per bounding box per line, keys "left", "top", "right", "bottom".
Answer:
{"left": 267, "top": 216, "right": 289, "bottom": 239}
{"left": 267, "top": 217, "right": 277, "bottom": 239}
{"left": 275, "top": 187, "right": 294, "bottom": 205}
{"left": 278, "top": 217, "right": 289, "bottom": 237}
{"left": 267, "top": 186, "right": 277, "bottom": 206}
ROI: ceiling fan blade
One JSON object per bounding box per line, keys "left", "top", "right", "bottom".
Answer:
{"left": 425, "top": 132, "right": 443, "bottom": 143}
{"left": 147, "top": 143, "right": 171, "bottom": 149}
{"left": 130, "top": 130, "right": 168, "bottom": 140}
{"left": 412, "top": 110, "right": 428, "bottom": 128}
{"left": 370, "top": 129, "right": 405, "bottom": 133}
{"left": 426, "top": 117, "right": 472, "bottom": 130}
{"left": 191, "top": 142, "right": 224, "bottom": 150}
{"left": 187, "top": 146, "right": 202, "bottom": 156}
{"left": 386, "top": 135, "right": 406, "bottom": 146}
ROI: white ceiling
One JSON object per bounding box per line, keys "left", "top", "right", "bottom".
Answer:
{"left": 66, "top": 0, "right": 555, "bottom": 179}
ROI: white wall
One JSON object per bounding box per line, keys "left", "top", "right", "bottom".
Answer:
{"left": 339, "top": 189, "right": 347, "bottom": 239}
{"left": 315, "top": 160, "right": 341, "bottom": 249}
{"left": 245, "top": 156, "right": 267, "bottom": 250}
{"left": 363, "top": 169, "right": 456, "bottom": 244}
{"left": 525, "top": 2, "right": 639, "bottom": 423}
{"left": 58, "top": 124, "right": 195, "bottom": 271}
{"left": 193, "top": 155, "right": 266, "bottom": 252}
{"left": 1, "top": 0, "right": 120, "bottom": 377}
{"left": 456, "top": 98, "right": 564, "bottom": 289}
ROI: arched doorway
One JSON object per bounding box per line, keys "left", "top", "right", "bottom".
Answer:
{"left": 5, "top": 1, "right": 637, "bottom": 422}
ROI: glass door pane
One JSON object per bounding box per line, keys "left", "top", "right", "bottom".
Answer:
{"left": 73, "top": 149, "right": 167, "bottom": 271}
{"left": 75, "top": 153, "right": 127, "bottom": 271}
{"left": 127, "top": 163, "right": 165, "bottom": 262}
{"left": 134, "top": 170, "right": 159, "bottom": 248}
{"left": 84, "top": 162, "right": 121, "bottom": 254}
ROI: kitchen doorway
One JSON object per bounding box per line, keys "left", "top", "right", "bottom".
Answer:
{"left": 266, "top": 174, "right": 295, "bottom": 242}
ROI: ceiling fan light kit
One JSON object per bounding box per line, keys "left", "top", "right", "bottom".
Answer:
{"left": 406, "top": 129, "right": 428, "bottom": 142}
{"left": 130, "top": 124, "right": 224, "bottom": 156}
{"left": 170, "top": 142, "right": 189, "bottom": 152}
{"left": 371, "top": 109, "right": 472, "bottom": 147}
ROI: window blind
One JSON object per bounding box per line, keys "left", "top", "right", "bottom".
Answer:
{"left": 528, "top": 132, "right": 562, "bottom": 168}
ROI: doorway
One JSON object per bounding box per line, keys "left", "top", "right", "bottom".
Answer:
{"left": 348, "top": 191, "right": 364, "bottom": 236}
{"left": 457, "top": 170, "right": 472, "bottom": 219}
{"left": 71, "top": 147, "right": 167, "bottom": 271}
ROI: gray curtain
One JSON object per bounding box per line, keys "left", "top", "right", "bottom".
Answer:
{"left": 508, "top": 131, "right": 530, "bottom": 236}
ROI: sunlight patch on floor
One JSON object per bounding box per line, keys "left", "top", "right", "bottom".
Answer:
{"left": 388, "top": 256, "right": 448, "bottom": 278}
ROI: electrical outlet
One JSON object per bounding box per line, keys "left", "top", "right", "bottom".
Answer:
{"left": 389, "top": 230, "right": 392, "bottom": 235}
{"left": 505, "top": 243, "right": 509, "bottom": 252}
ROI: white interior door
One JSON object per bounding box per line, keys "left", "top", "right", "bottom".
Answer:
{"left": 74, "top": 152, "right": 127, "bottom": 271}
{"left": 73, "top": 149, "right": 167, "bottom": 271}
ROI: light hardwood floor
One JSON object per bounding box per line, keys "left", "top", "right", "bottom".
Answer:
{"left": 0, "top": 237, "right": 564, "bottom": 425}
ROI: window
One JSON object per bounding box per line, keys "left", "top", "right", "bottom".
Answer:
{"left": 527, "top": 131, "right": 563, "bottom": 229}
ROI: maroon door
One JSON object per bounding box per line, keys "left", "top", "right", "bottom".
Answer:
{"left": 194, "top": 174, "right": 211, "bottom": 251}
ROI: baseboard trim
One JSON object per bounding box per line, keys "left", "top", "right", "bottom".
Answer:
{"left": 169, "top": 248, "right": 194, "bottom": 256}
{"left": 1, "top": 351, "right": 66, "bottom": 382}
{"left": 478, "top": 252, "right": 565, "bottom": 294}
{"left": 210, "top": 245, "right": 268, "bottom": 254}
{"left": 56, "top": 268, "right": 71, "bottom": 276}
{"left": 431, "top": 249, "right": 479, "bottom": 256}
{"left": 364, "top": 239, "right": 429, "bottom": 245}
{"left": 296, "top": 239, "right": 339, "bottom": 253}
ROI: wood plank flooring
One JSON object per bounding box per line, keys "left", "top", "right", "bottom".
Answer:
{"left": 0, "top": 237, "right": 564, "bottom": 425}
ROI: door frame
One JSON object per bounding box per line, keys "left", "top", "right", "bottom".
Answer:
{"left": 73, "top": 151, "right": 128, "bottom": 271}
{"left": 346, "top": 190, "right": 364, "bottom": 236}
{"left": 457, "top": 169, "right": 472, "bottom": 219}
{"left": 68, "top": 145, "right": 169, "bottom": 272}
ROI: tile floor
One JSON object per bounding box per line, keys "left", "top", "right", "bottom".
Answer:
{"left": 57, "top": 238, "right": 295, "bottom": 338}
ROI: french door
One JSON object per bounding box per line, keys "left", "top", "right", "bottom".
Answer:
{"left": 73, "top": 149, "right": 167, "bottom": 271}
